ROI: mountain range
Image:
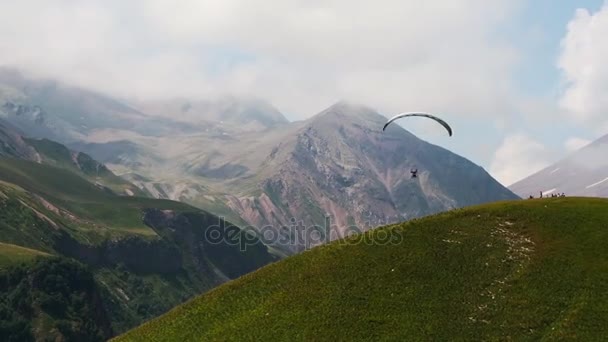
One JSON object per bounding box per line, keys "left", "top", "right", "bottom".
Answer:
{"left": 3, "top": 66, "right": 608, "bottom": 340}
{"left": 0, "top": 68, "right": 519, "bottom": 254}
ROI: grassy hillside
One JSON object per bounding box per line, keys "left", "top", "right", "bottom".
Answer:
{"left": 0, "top": 157, "right": 278, "bottom": 337}
{"left": 24, "top": 138, "right": 148, "bottom": 197}
{"left": 0, "top": 157, "right": 186, "bottom": 238}
{"left": 0, "top": 242, "right": 51, "bottom": 268}
{"left": 115, "top": 197, "right": 608, "bottom": 341}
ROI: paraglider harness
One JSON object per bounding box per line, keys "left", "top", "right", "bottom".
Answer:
{"left": 410, "top": 168, "right": 418, "bottom": 178}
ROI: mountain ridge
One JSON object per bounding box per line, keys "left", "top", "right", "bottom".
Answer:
{"left": 0, "top": 70, "right": 519, "bottom": 255}
{"left": 509, "top": 132, "right": 608, "bottom": 198}
{"left": 222, "top": 101, "right": 518, "bottom": 253}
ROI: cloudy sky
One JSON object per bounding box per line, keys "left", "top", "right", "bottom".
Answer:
{"left": 0, "top": 0, "right": 607, "bottom": 186}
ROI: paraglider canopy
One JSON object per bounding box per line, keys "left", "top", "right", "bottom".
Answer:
{"left": 382, "top": 112, "right": 452, "bottom": 136}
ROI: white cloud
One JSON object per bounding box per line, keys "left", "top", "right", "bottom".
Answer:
{"left": 558, "top": 2, "right": 608, "bottom": 129}
{"left": 489, "top": 133, "right": 555, "bottom": 186}
{"left": 564, "top": 136, "right": 591, "bottom": 153}
{"left": 0, "top": 0, "right": 524, "bottom": 119}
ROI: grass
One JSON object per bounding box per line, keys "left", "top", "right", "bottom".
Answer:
{"left": 94, "top": 267, "right": 217, "bottom": 333}
{"left": 114, "top": 197, "right": 608, "bottom": 341}
{"left": 0, "top": 157, "right": 195, "bottom": 237}
{"left": 0, "top": 242, "right": 51, "bottom": 268}
{"left": 24, "top": 138, "right": 148, "bottom": 197}
{"left": 0, "top": 154, "right": 279, "bottom": 337}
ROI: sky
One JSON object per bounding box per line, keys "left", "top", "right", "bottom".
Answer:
{"left": 0, "top": 0, "right": 607, "bottom": 187}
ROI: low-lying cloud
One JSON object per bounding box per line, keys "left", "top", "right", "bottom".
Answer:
{"left": 0, "top": 0, "right": 523, "bottom": 119}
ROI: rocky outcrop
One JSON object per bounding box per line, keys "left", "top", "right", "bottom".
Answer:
{"left": 2, "top": 101, "right": 46, "bottom": 124}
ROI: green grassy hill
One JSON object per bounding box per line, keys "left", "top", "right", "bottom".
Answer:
{"left": 1, "top": 117, "right": 146, "bottom": 197}
{"left": 0, "top": 157, "right": 278, "bottom": 337}
{"left": 0, "top": 242, "right": 50, "bottom": 268}
{"left": 115, "top": 197, "right": 608, "bottom": 341}
{"left": 24, "top": 138, "right": 148, "bottom": 197}
{"left": 0, "top": 157, "right": 186, "bottom": 239}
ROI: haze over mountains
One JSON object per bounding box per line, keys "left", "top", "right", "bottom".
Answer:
{"left": 510, "top": 133, "right": 608, "bottom": 198}
{"left": 0, "top": 68, "right": 520, "bottom": 254}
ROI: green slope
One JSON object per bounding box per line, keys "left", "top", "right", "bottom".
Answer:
{"left": 0, "top": 157, "right": 185, "bottom": 238}
{"left": 24, "top": 138, "right": 148, "bottom": 197}
{"left": 0, "top": 157, "right": 278, "bottom": 336}
{"left": 0, "top": 242, "right": 51, "bottom": 268}
{"left": 115, "top": 197, "right": 608, "bottom": 341}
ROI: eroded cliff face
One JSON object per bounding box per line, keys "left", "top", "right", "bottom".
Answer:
{"left": 0, "top": 118, "right": 40, "bottom": 159}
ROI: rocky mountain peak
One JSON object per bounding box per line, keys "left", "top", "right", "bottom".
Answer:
{"left": 223, "top": 103, "right": 518, "bottom": 254}
{"left": 312, "top": 101, "right": 383, "bottom": 123}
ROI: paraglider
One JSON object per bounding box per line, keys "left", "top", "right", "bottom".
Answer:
{"left": 382, "top": 112, "right": 452, "bottom": 137}
{"left": 382, "top": 112, "right": 452, "bottom": 180}
{"left": 410, "top": 168, "right": 418, "bottom": 178}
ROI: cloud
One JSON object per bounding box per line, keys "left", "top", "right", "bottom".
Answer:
{"left": 489, "top": 133, "right": 555, "bottom": 186}
{"left": 564, "top": 136, "right": 591, "bottom": 153}
{"left": 558, "top": 2, "right": 608, "bottom": 130}
{"left": 0, "top": 0, "right": 524, "bottom": 119}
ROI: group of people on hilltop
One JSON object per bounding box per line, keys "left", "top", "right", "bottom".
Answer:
{"left": 528, "top": 191, "right": 565, "bottom": 199}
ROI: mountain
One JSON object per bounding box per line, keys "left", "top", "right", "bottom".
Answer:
{"left": 0, "top": 128, "right": 278, "bottom": 338}
{"left": 114, "top": 197, "right": 608, "bottom": 341}
{"left": 219, "top": 102, "right": 518, "bottom": 253}
{"left": 1, "top": 70, "right": 519, "bottom": 255}
{"left": 509, "top": 134, "right": 608, "bottom": 198}
{"left": 0, "top": 118, "right": 145, "bottom": 196}
{"left": 76, "top": 101, "right": 519, "bottom": 255}
{"left": 71, "top": 101, "right": 518, "bottom": 255}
